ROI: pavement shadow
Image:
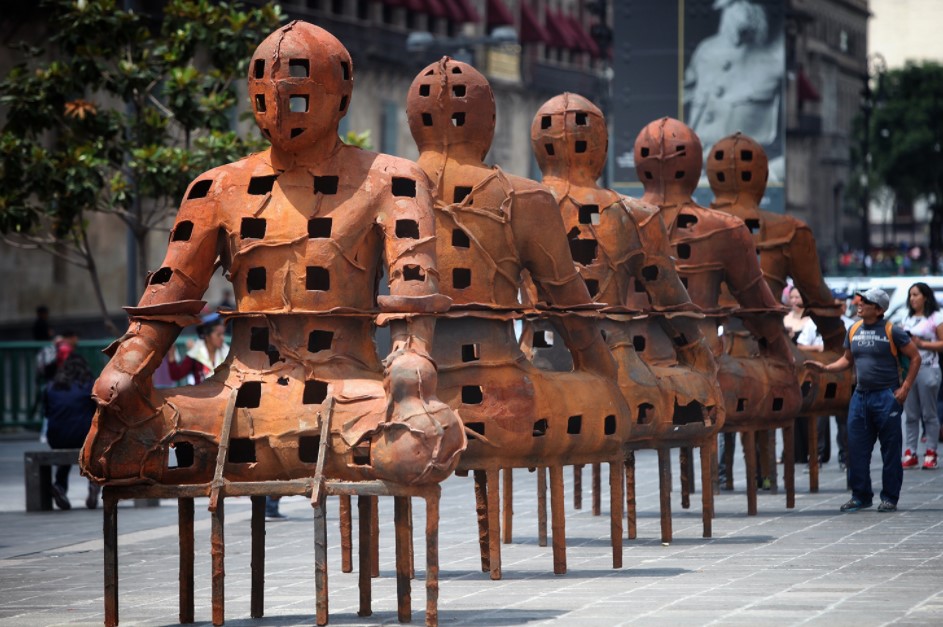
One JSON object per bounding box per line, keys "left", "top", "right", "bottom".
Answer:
{"left": 207, "top": 609, "right": 565, "bottom": 625}
{"left": 439, "top": 566, "right": 690, "bottom": 580}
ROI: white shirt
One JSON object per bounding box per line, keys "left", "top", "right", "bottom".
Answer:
{"left": 902, "top": 311, "right": 943, "bottom": 368}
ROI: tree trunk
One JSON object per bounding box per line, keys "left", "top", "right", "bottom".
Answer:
{"left": 81, "top": 228, "right": 121, "bottom": 337}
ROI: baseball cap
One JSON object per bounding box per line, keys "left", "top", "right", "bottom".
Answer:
{"left": 856, "top": 287, "right": 890, "bottom": 311}
{"left": 831, "top": 287, "right": 850, "bottom": 300}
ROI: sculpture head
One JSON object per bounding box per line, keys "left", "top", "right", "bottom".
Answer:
{"left": 634, "top": 117, "right": 703, "bottom": 200}
{"left": 248, "top": 21, "right": 353, "bottom": 154}
{"left": 706, "top": 132, "right": 769, "bottom": 205}
{"left": 406, "top": 57, "right": 495, "bottom": 160}
{"left": 531, "top": 93, "right": 607, "bottom": 183}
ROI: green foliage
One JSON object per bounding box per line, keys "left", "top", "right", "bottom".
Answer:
{"left": 0, "top": 0, "right": 283, "bottom": 241}
{"left": 853, "top": 61, "right": 943, "bottom": 210}
{"left": 341, "top": 130, "right": 373, "bottom": 150}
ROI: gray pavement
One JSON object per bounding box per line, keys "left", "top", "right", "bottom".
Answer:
{"left": 1, "top": 429, "right": 942, "bottom": 626}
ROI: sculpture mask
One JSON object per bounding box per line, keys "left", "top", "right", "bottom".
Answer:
{"left": 531, "top": 92, "right": 607, "bottom": 181}
{"left": 706, "top": 132, "right": 769, "bottom": 205}
{"left": 406, "top": 57, "right": 495, "bottom": 159}
{"left": 248, "top": 21, "right": 353, "bottom": 153}
{"left": 634, "top": 118, "right": 703, "bottom": 198}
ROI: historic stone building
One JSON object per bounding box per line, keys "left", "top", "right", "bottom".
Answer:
{"left": 784, "top": 0, "right": 869, "bottom": 270}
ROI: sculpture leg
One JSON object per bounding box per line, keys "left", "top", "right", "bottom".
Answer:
{"left": 394, "top": 496, "right": 411, "bottom": 623}
{"left": 314, "top": 493, "right": 329, "bottom": 626}
{"left": 425, "top": 489, "right": 440, "bottom": 627}
{"left": 211, "top": 498, "right": 224, "bottom": 626}
{"left": 592, "top": 463, "right": 601, "bottom": 516}
{"left": 783, "top": 424, "right": 796, "bottom": 509}
{"left": 625, "top": 452, "right": 637, "bottom": 540}
{"left": 658, "top": 448, "right": 672, "bottom": 544}
{"left": 549, "top": 465, "right": 566, "bottom": 575}
{"left": 573, "top": 464, "right": 583, "bottom": 509}
{"left": 370, "top": 497, "right": 379, "bottom": 578}
{"left": 537, "top": 466, "right": 548, "bottom": 547}
{"left": 486, "top": 468, "right": 502, "bottom": 580}
{"left": 104, "top": 488, "right": 118, "bottom": 627}
{"left": 358, "top": 495, "right": 372, "bottom": 617}
{"left": 680, "top": 447, "right": 691, "bottom": 509}
{"left": 743, "top": 431, "right": 758, "bottom": 516}
{"left": 502, "top": 468, "right": 513, "bottom": 544}
{"left": 250, "top": 496, "right": 264, "bottom": 619}
{"left": 473, "top": 470, "right": 490, "bottom": 573}
{"left": 767, "top": 429, "right": 779, "bottom": 495}
{"left": 808, "top": 415, "right": 820, "bottom": 493}
{"left": 609, "top": 459, "right": 623, "bottom": 569}
{"left": 340, "top": 495, "right": 352, "bottom": 573}
{"left": 179, "top": 497, "right": 194, "bottom": 624}
{"left": 700, "top": 442, "right": 713, "bottom": 537}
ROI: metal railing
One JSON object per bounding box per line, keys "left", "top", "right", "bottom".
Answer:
{"left": 0, "top": 339, "right": 187, "bottom": 429}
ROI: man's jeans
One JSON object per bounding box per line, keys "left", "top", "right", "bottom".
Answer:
{"left": 848, "top": 388, "right": 904, "bottom": 505}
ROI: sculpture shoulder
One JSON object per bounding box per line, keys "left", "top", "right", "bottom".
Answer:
{"left": 761, "top": 210, "right": 805, "bottom": 239}
{"left": 362, "top": 149, "right": 430, "bottom": 185}
{"left": 184, "top": 152, "right": 264, "bottom": 196}
{"left": 503, "top": 173, "right": 557, "bottom": 207}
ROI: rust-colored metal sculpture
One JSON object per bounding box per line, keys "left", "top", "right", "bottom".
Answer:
{"left": 634, "top": 118, "right": 802, "bottom": 515}
{"left": 531, "top": 93, "right": 725, "bottom": 542}
{"left": 706, "top": 132, "right": 853, "bottom": 491}
{"left": 81, "top": 21, "right": 464, "bottom": 626}
{"left": 407, "top": 58, "right": 632, "bottom": 578}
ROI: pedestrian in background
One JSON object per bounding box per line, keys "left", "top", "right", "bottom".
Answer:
{"left": 900, "top": 282, "right": 943, "bottom": 470}
{"left": 808, "top": 288, "right": 921, "bottom": 513}
{"left": 44, "top": 354, "right": 99, "bottom": 510}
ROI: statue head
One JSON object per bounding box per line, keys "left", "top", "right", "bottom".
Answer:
{"left": 706, "top": 132, "right": 769, "bottom": 205}
{"left": 634, "top": 118, "right": 703, "bottom": 199}
{"left": 248, "top": 21, "right": 353, "bottom": 154}
{"left": 406, "top": 57, "right": 495, "bottom": 160}
{"left": 531, "top": 93, "right": 607, "bottom": 182}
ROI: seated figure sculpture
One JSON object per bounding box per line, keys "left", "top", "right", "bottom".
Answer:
{"left": 531, "top": 94, "right": 725, "bottom": 541}
{"left": 706, "top": 132, "right": 852, "bottom": 487}
{"left": 634, "top": 118, "right": 802, "bottom": 514}
{"left": 81, "top": 22, "right": 465, "bottom": 489}
{"left": 406, "top": 58, "right": 631, "bottom": 578}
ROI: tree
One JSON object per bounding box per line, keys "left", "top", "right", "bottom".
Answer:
{"left": 0, "top": 0, "right": 283, "bottom": 333}
{"left": 852, "top": 61, "right": 943, "bottom": 271}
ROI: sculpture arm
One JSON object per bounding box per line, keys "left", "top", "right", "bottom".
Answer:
{"left": 786, "top": 223, "right": 845, "bottom": 350}
{"left": 517, "top": 188, "right": 618, "bottom": 378}
{"left": 93, "top": 175, "right": 222, "bottom": 410}
{"left": 722, "top": 221, "right": 795, "bottom": 364}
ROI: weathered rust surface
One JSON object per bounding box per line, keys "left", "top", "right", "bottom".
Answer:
{"left": 531, "top": 93, "right": 724, "bottom": 447}
{"left": 706, "top": 132, "right": 853, "bottom": 416}
{"left": 634, "top": 118, "right": 802, "bottom": 434}
{"left": 80, "top": 21, "right": 465, "bottom": 488}
{"left": 406, "top": 59, "right": 631, "bottom": 470}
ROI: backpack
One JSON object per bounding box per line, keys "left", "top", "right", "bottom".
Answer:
{"left": 847, "top": 319, "right": 908, "bottom": 379}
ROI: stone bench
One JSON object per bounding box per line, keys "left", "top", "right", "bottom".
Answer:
{"left": 23, "top": 449, "right": 159, "bottom": 512}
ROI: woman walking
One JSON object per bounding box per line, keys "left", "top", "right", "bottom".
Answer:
{"left": 901, "top": 282, "right": 943, "bottom": 470}
{"left": 45, "top": 353, "right": 98, "bottom": 509}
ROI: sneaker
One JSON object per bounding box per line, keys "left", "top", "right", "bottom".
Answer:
{"left": 265, "top": 510, "right": 288, "bottom": 522}
{"left": 902, "top": 449, "right": 919, "bottom": 469}
{"left": 51, "top": 484, "right": 71, "bottom": 510}
{"left": 923, "top": 450, "right": 938, "bottom": 470}
{"left": 877, "top": 500, "right": 897, "bottom": 512}
{"left": 840, "top": 497, "right": 872, "bottom": 512}
{"left": 86, "top": 483, "right": 101, "bottom": 510}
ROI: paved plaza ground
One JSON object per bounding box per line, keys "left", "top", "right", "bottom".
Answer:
{"left": 1, "top": 430, "right": 942, "bottom": 626}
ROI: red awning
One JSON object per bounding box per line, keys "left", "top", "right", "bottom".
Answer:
{"left": 448, "top": 0, "right": 480, "bottom": 22}
{"left": 567, "top": 15, "right": 600, "bottom": 56}
{"left": 798, "top": 68, "right": 822, "bottom": 102}
{"left": 545, "top": 9, "right": 578, "bottom": 49}
{"left": 421, "top": 0, "right": 448, "bottom": 18}
{"left": 487, "top": 0, "right": 515, "bottom": 27}
{"left": 520, "top": 2, "right": 551, "bottom": 44}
